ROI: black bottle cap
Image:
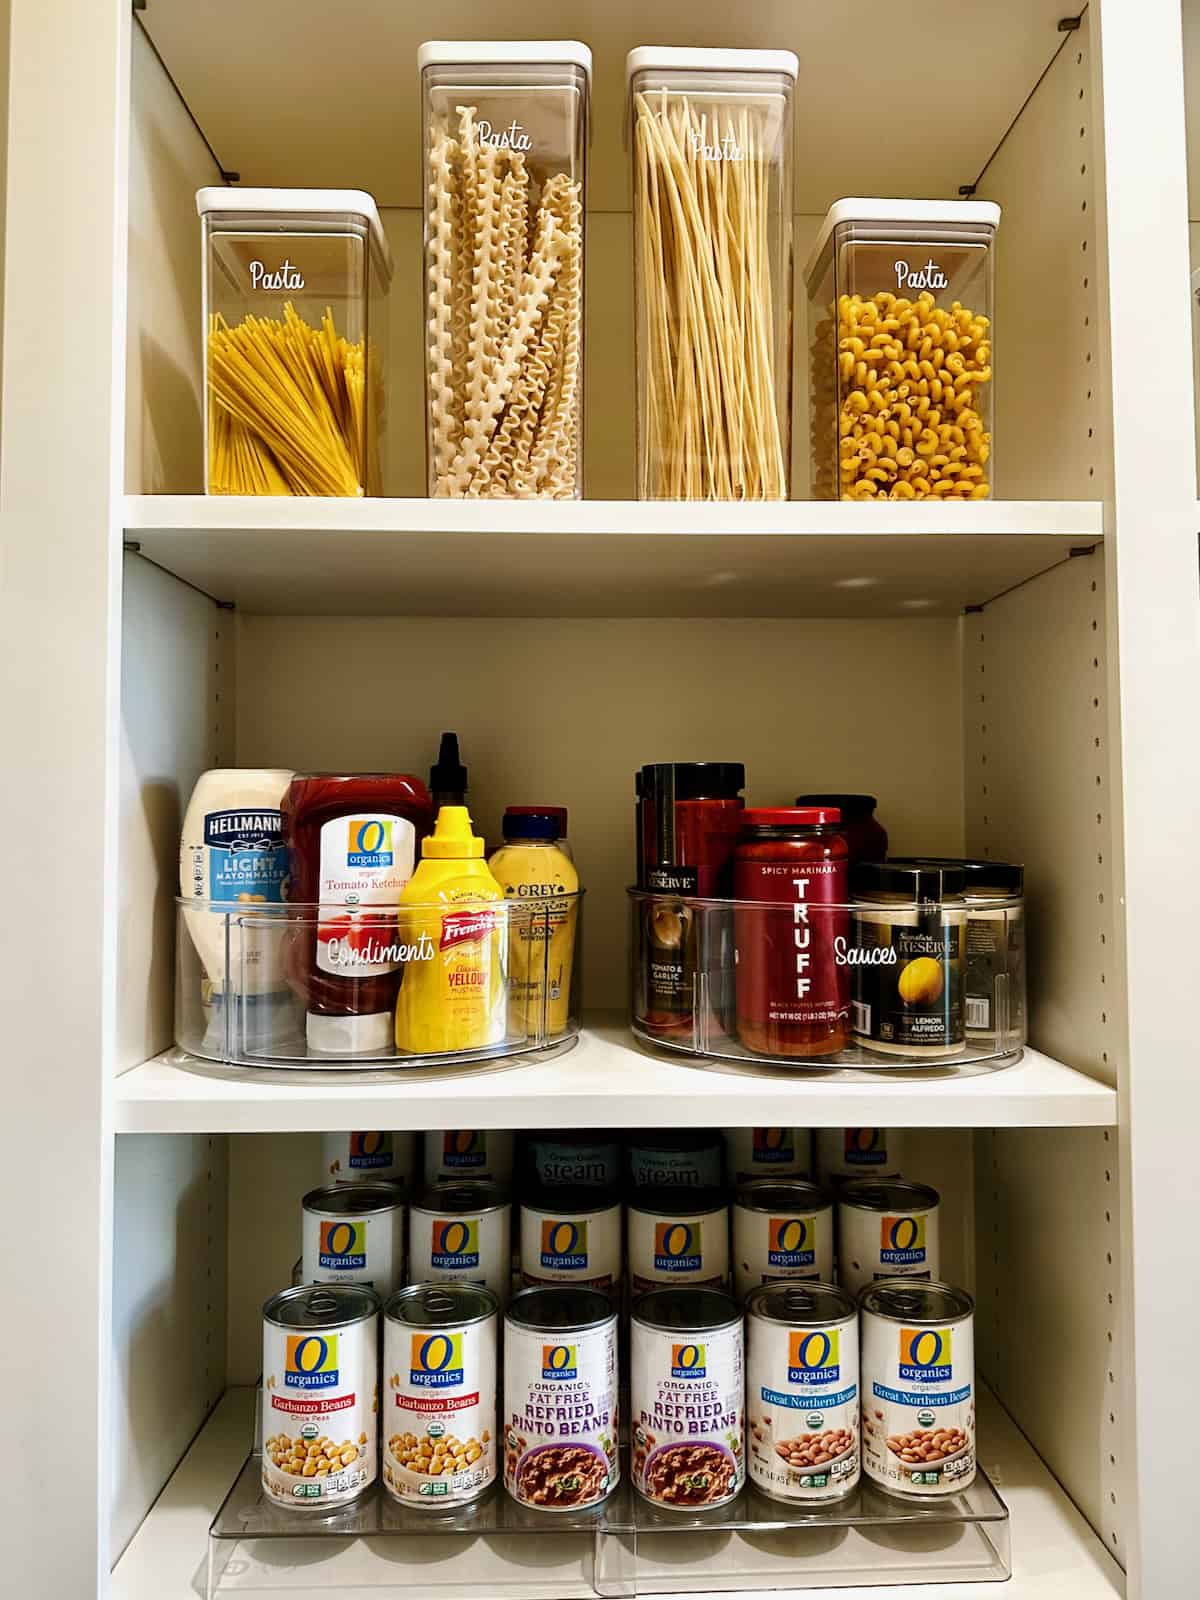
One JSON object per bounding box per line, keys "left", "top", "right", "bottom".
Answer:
{"left": 430, "top": 732, "right": 467, "bottom": 803}
{"left": 852, "top": 859, "right": 967, "bottom": 901}
{"left": 795, "top": 793, "right": 878, "bottom": 818}
{"left": 891, "top": 856, "right": 1024, "bottom": 895}
{"left": 637, "top": 762, "right": 746, "bottom": 801}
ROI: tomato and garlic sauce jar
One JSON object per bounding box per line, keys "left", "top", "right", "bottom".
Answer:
{"left": 626, "top": 1129, "right": 723, "bottom": 1190}
{"left": 523, "top": 1132, "right": 622, "bottom": 1191}
{"left": 631, "top": 1286, "right": 744, "bottom": 1510}
{"left": 861, "top": 1280, "right": 975, "bottom": 1499}
{"left": 628, "top": 1188, "right": 730, "bottom": 1294}
{"left": 302, "top": 1182, "right": 405, "bottom": 1300}
{"left": 733, "top": 1179, "right": 834, "bottom": 1300}
{"left": 838, "top": 1180, "right": 941, "bottom": 1298}
{"left": 503, "top": 1285, "right": 619, "bottom": 1510}
{"left": 519, "top": 1187, "right": 622, "bottom": 1296}
{"left": 723, "top": 1126, "right": 811, "bottom": 1186}
{"left": 745, "top": 1281, "right": 858, "bottom": 1503}
{"left": 423, "top": 1129, "right": 514, "bottom": 1186}
{"left": 262, "top": 1283, "right": 380, "bottom": 1508}
{"left": 815, "top": 1128, "right": 904, "bottom": 1186}
{"left": 409, "top": 1182, "right": 511, "bottom": 1306}
{"left": 383, "top": 1282, "right": 498, "bottom": 1507}
{"left": 322, "top": 1130, "right": 416, "bottom": 1190}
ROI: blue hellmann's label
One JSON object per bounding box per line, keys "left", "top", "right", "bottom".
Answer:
{"left": 202, "top": 808, "right": 287, "bottom": 903}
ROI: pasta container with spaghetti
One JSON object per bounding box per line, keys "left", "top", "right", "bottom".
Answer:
{"left": 419, "top": 41, "right": 589, "bottom": 500}
{"left": 804, "top": 199, "right": 999, "bottom": 501}
{"left": 198, "top": 187, "right": 392, "bottom": 497}
{"left": 628, "top": 48, "right": 797, "bottom": 502}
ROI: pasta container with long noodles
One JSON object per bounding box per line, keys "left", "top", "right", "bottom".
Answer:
{"left": 804, "top": 200, "right": 999, "bottom": 501}
{"left": 628, "top": 49, "right": 797, "bottom": 502}
{"left": 198, "top": 188, "right": 392, "bottom": 497}
{"left": 419, "top": 41, "right": 590, "bottom": 500}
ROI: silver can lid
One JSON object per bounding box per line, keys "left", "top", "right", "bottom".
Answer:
{"left": 632, "top": 1286, "right": 740, "bottom": 1334}
{"left": 386, "top": 1282, "right": 498, "bottom": 1329}
{"left": 264, "top": 1282, "right": 380, "bottom": 1330}
{"left": 628, "top": 1185, "right": 727, "bottom": 1219}
{"left": 412, "top": 1180, "right": 510, "bottom": 1217}
{"left": 861, "top": 1279, "right": 974, "bottom": 1324}
{"left": 745, "top": 1280, "right": 855, "bottom": 1327}
{"left": 505, "top": 1284, "right": 616, "bottom": 1335}
{"left": 302, "top": 1181, "right": 404, "bottom": 1217}
{"left": 839, "top": 1179, "right": 940, "bottom": 1213}
{"left": 735, "top": 1178, "right": 832, "bottom": 1215}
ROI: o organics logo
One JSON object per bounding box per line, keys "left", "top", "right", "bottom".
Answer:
{"left": 671, "top": 1342, "right": 706, "bottom": 1379}
{"left": 900, "top": 1327, "right": 952, "bottom": 1383}
{"left": 443, "top": 1131, "right": 485, "bottom": 1169}
{"left": 410, "top": 1333, "right": 463, "bottom": 1388}
{"left": 541, "top": 1219, "right": 588, "bottom": 1270}
{"left": 349, "top": 1131, "right": 391, "bottom": 1169}
{"left": 880, "top": 1214, "right": 926, "bottom": 1266}
{"left": 753, "top": 1127, "right": 793, "bottom": 1164}
{"left": 654, "top": 1221, "right": 701, "bottom": 1273}
{"left": 285, "top": 1334, "right": 338, "bottom": 1390}
{"left": 788, "top": 1329, "right": 840, "bottom": 1386}
{"left": 845, "top": 1128, "right": 886, "bottom": 1165}
{"left": 318, "top": 1219, "right": 366, "bottom": 1271}
{"left": 768, "top": 1216, "right": 816, "bottom": 1269}
{"left": 347, "top": 817, "right": 394, "bottom": 868}
{"left": 431, "top": 1218, "right": 480, "bottom": 1270}
{"left": 542, "top": 1343, "right": 577, "bottom": 1380}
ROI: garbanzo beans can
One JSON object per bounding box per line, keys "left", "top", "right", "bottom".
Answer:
{"left": 631, "top": 1286, "right": 744, "bottom": 1510}
{"left": 262, "top": 1283, "right": 380, "bottom": 1508}
{"left": 503, "top": 1285, "right": 619, "bottom": 1510}
{"left": 745, "top": 1281, "right": 858, "bottom": 1503}
{"left": 733, "top": 1179, "right": 834, "bottom": 1300}
{"left": 861, "top": 1280, "right": 975, "bottom": 1499}
{"left": 382, "top": 1283, "right": 498, "bottom": 1507}
{"left": 302, "top": 1182, "right": 406, "bottom": 1301}
{"left": 838, "top": 1180, "right": 940, "bottom": 1298}
{"left": 408, "top": 1182, "right": 511, "bottom": 1306}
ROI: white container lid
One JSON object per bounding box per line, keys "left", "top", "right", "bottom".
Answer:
{"left": 418, "top": 40, "right": 592, "bottom": 80}
{"left": 196, "top": 187, "right": 393, "bottom": 282}
{"left": 306, "top": 1007, "right": 394, "bottom": 1056}
{"left": 804, "top": 198, "right": 1001, "bottom": 288}
{"left": 626, "top": 46, "right": 799, "bottom": 94}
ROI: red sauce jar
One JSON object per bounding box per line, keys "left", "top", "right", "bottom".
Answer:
{"left": 734, "top": 807, "right": 849, "bottom": 1058}
{"left": 794, "top": 794, "right": 887, "bottom": 864}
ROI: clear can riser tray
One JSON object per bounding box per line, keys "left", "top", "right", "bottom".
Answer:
{"left": 629, "top": 889, "right": 1024, "bottom": 1071}
{"left": 175, "top": 894, "right": 582, "bottom": 1068}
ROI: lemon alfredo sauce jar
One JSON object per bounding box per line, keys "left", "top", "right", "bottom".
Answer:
{"left": 849, "top": 862, "right": 967, "bottom": 1057}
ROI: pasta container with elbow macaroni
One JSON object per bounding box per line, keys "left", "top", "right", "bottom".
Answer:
{"left": 804, "top": 199, "right": 999, "bottom": 501}
{"left": 628, "top": 49, "right": 797, "bottom": 501}
{"left": 419, "top": 41, "right": 589, "bottom": 500}
{"left": 198, "top": 188, "right": 392, "bottom": 497}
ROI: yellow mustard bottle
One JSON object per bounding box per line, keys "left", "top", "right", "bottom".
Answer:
{"left": 488, "top": 808, "right": 580, "bottom": 1040}
{"left": 394, "top": 806, "right": 507, "bottom": 1054}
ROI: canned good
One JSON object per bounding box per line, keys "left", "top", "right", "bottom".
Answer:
{"left": 409, "top": 1182, "right": 511, "bottom": 1305}
{"left": 627, "top": 1130, "right": 723, "bottom": 1189}
{"left": 383, "top": 1283, "right": 498, "bottom": 1507}
{"left": 519, "top": 1188, "right": 622, "bottom": 1295}
{"left": 424, "top": 1129, "right": 514, "bottom": 1186}
{"left": 302, "top": 1182, "right": 405, "bottom": 1300}
{"left": 815, "top": 1128, "right": 904, "bottom": 1185}
{"left": 733, "top": 1179, "right": 834, "bottom": 1299}
{"left": 323, "top": 1130, "right": 417, "bottom": 1189}
{"left": 503, "top": 1285, "right": 619, "bottom": 1510}
{"left": 262, "top": 1283, "right": 380, "bottom": 1508}
{"left": 524, "top": 1132, "right": 622, "bottom": 1190}
{"left": 745, "top": 1281, "right": 858, "bottom": 1503}
{"left": 838, "top": 1181, "right": 941, "bottom": 1298}
{"left": 860, "top": 1280, "right": 975, "bottom": 1499}
{"left": 631, "top": 1287, "right": 744, "bottom": 1509}
{"left": 724, "top": 1127, "right": 811, "bottom": 1186}
{"left": 628, "top": 1189, "right": 730, "bottom": 1294}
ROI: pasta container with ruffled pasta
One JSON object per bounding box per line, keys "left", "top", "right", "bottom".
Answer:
{"left": 198, "top": 188, "right": 392, "bottom": 497}
{"left": 420, "top": 41, "right": 590, "bottom": 500}
{"left": 804, "top": 200, "right": 999, "bottom": 502}
{"left": 628, "top": 48, "right": 797, "bottom": 502}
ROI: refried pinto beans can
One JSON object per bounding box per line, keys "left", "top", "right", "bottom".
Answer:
{"left": 302, "top": 1182, "right": 405, "bottom": 1301}
{"left": 628, "top": 1188, "right": 730, "bottom": 1294}
{"left": 861, "top": 1280, "right": 975, "bottom": 1499}
{"left": 382, "top": 1282, "right": 498, "bottom": 1507}
{"left": 262, "top": 1283, "right": 380, "bottom": 1509}
{"left": 503, "top": 1285, "right": 619, "bottom": 1510}
{"left": 631, "top": 1286, "right": 744, "bottom": 1510}
{"left": 733, "top": 1179, "right": 834, "bottom": 1300}
{"left": 745, "top": 1281, "right": 859, "bottom": 1504}
{"left": 409, "top": 1182, "right": 511, "bottom": 1306}
{"left": 838, "top": 1180, "right": 940, "bottom": 1299}
{"left": 519, "top": 1187, "right": 623, "bottom": 1297}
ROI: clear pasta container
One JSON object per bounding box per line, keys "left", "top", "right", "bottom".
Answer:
{"left": 198, "top": 188, "right": 392, "bottom": 497}
{"left": 805, "top": 199, "right": 999, "bottom": 501}
{"left": 628, "top": 48, "right": 797, "bottom": 501}
{"left": 419, "top": 41, "right": 590, "bottom": 499}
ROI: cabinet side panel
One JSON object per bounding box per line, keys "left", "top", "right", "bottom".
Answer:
{"left": 227, "top": 1134, "right": 321, "bottom": 1384}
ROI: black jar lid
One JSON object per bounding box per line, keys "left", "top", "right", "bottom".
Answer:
{"left": 795, "top": 793, "right": 878, "bottom": 818}
{"left": 638, "top": 762, "right": 746, "bottom": 801}
{"left": 852, "top": 860, "right": 967, "bottom": 900}
{"left": 890, "top": 856, "right": 1024, "bottom": 895}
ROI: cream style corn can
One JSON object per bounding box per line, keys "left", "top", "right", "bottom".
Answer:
{"left": 861, "top": 1280, "right": 975, "bottom": 1499}
{"left": 409, "top": 1182, "right": 511, "bottom": 1306}
{"left": 838, "top": 1180, "right": 941, "bottom": 1298}
{"left": 302, "top": 1182, "right": 405, "bottom": 1301}
{"left": 628, "top": 1189, "right": 730, "bottom": 1294}
{"left": 745, "top": 1281, "right": 859, "bottom": 1504}
{"left": 733, "top": 1179, "right": 834, "bottom": 1300}
{"left": 383, "top": 1283, "right": 498, "bottom": 1506}
{"left": 520, "top": 1189, "right": 622, "bottom": 1295}
{"left": 262, "top": 1283, "right": 379, "bottom": 1508}
{"left": 323, "top": 1130, "right": 417, "bottom": 1190}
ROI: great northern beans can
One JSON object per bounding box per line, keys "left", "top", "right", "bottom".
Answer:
{"left": 408, "top": 1182, "right": 511, "bottom": 1306}
{"left": 860, "top": 1280, "right": 975, "bottom": 1499}
{"left": 302, "top": 1182, "right": 405, "bottom": 1300}
{"left": 262, "top": 1283, "right": 380, "bottom": 1508}
{"left": 733, "top": 1179, "right": 834, "bottom": 1300}
{"left": 628, "top": 1188, "right": 730, "bottom": 1294}
{"left": 838, "top": 1180, "right": 940, "bottom": 1298}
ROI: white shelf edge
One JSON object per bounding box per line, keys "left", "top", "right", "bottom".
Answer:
{"left": 110, "top": 1384, "right": 1123, "bottom": 1600}
{"left": 112, "top": 1013, "right": 1118, "bottom": 1134}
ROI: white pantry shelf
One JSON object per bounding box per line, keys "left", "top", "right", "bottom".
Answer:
{"left": 123, "top": 495, "right": 1103, "bottom": 618}
{"left": 113, "top": 1013, "right": 1117, "bottom": 1134}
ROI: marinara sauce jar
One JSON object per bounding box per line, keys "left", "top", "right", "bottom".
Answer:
{"left": 734, "top": 807, "right": 849, "bottom": 1058}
